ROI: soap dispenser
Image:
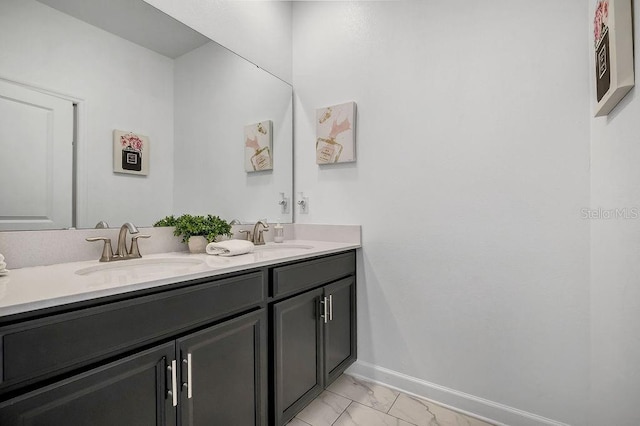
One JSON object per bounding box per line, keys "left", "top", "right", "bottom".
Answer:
{"left": 273, "top": 220, "right": 284, "bottom": 243}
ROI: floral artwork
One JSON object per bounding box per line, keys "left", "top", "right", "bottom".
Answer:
{"left": 593, "top": 0, "right": 609, "bottom": 46}
{"left": 113, "top": 130, "right": 149, "bottom": 175}
{"left": 121, "top": 132, "right": 144, "bottom": 152}
{"left": 592, "top": 0, "right": 634, "bottom": 117}
{"left": 244, "top": 120, "right": 273, "bottom": 172}
{"left": 316, "top": 102, "right": 356, "bottom": 164}
{"left": 594, "top": 0, "right": 611, "bottom": 103}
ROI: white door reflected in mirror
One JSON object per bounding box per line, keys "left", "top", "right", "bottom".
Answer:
{"left": 0, "top": 79, "right": 73, "bottom": 231}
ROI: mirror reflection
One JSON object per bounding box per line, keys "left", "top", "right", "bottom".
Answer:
{"left": 0, "top": 0, "right": 293, "bottom": 231}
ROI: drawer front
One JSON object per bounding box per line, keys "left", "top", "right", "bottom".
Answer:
{"left": 0, "top": 271, "right": 264, "bottom": 389}
{"left": 272, "top": 251, "right": 355, "bottom": 298}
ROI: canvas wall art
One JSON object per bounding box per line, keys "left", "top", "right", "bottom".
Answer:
{"left": 245, "top": 120, "right": 273, "bottom": 172}
{"left": 113, "top": 130, "right": 149, "bottom": 175}
{"left": 316, "top": 101, "right": 356, "bottom": 164}
{"left": 593, "top": 0, "right": 634, "bottom": 117}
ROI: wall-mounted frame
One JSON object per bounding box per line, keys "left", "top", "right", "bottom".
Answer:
{"left": 244, "top": 120, "right": 273, "bottom": 172}
{"left": 113, "top": 130, "right": 149, "bottom": 175}
{"left": 316, "top": 101, "right": 356, "bottom": 164}
{"left": 593, "top": 0, "right": 635, "bottom": 117}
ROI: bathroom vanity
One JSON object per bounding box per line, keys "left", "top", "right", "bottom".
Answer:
{"left": 0, "top": 242, "right": 358, "bottom": 426}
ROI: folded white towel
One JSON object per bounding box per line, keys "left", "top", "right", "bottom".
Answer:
{"left": 0, "top": 254, "right": 4, "bottom": 262}
{"left": 206, "top": 240, "right": 255, "bottom": 256}
{"left": 0, "top": 261, "right": 6, "bottom": 270}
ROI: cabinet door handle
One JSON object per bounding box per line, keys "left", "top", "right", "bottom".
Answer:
{"left": 168, "top": 360, "right": 178, "bottom": 407}
{"left": 329, "top": 294, "right": 333, "bottom": 321}
{"left": 321, "top": 297, "right": 328, "bottom": 323}
{"left": 183, "top": 353, "right": 193, "bottom": 399}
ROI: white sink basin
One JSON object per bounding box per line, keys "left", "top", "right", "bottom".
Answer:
{"left": 253, "top": 244, "right": 313, "bottom": 251}
{"left": 252, "top": 244, "right": 314, "bottom": 259}
{"left": 76, "top": 257, "right": 205, "bottom": 277}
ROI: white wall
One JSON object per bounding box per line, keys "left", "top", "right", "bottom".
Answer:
{"left": 173, "top": 41, "right": 293, "bottom": 223}
{"left": 144, "top": 0, "right": 293, "bottom": 83}
{"left": 293, "top": 1, "right": 590, "bottom": 425}
{"left": 589, "top": 2, "right": 640, "bottom": 425}
{"left": 0, "top": 0, "right": 174, "bottom": 228}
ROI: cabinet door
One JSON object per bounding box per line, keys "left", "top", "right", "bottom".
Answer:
{"left": 324, "top": 277, "right": 357, "bottom": 385}
{"left": 0, "top": 342, "right": 176, "bottom": 426}
{"left": 273, "top": 288, "right": 324, "bottom": 426}
{"left": 177, "top": 309, "right": 266, "bottom": 426}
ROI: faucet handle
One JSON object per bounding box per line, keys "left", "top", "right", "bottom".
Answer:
{"left": 86, "top": 237, "right": 114, "bottom": 262}
{"left": 129, "top": 234, "right": 151, "bottom": 258}
{"left": 256, "top": 227, "right": 269, "bottom": 245}
{"left": 238, "top": 230, "right": 252, "bottom": 241}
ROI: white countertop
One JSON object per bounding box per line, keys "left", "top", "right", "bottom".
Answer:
{"left": 0, "top": 240, "right": 359, "bottom": 318}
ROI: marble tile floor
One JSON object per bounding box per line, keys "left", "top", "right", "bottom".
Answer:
{"left": 286, "top": 374, "right": 495, "bottom": 426}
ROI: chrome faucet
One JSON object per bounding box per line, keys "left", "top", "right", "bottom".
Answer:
{"left": 87, "top": 222, "right": 150, "bottom": 262}
{"left": 252, "top": 220, "right": 269, "bottom": 245}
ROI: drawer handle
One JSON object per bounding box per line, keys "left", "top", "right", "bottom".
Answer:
{"left": 329, "top": 294, "right": 333, "bottom": 321}
{"left": 321, "top": 297, "right": 328, "bottom": 323}
{"left": 183, "top": 353, "right": 193, "bottom": 399}
{"left": 168, "top": 360, "right": 178, "bottom": 407}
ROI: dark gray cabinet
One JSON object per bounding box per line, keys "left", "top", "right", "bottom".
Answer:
{"left": 0, "top": 271, "right": 264, "bottom": 393}
{"left": 178, "top": 309, "right": 266, "bottom": 426}
{"left": 324, "top": 277, "right": 357, "bottom": 384}
{"left": 0, "top": 271, "right": 266, "bottom": 426}
{"left": 0, "top": 250, "right": 356, "bottom": 426}
{"left": 0, "top": 309, "right": 266, "bottom": 426}
{"left": 272, "top": 254, "right": 356, "bottom": 426}
{"left": 0, "top": 342, "right": 176, "bottom": 426}
{"left": 273, "top": 288, "right": 325, "bottom": 424}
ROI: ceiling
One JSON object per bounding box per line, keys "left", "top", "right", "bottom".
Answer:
{"left": 37, "top": 0, "right": 210, "bottom": 58}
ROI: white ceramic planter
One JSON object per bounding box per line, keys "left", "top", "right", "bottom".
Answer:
{"left": 187, "top": 236, "right": 208, "bottom": 253}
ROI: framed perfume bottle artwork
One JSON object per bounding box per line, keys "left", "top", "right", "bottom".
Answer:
{"left": 316, "top": 101, "right": 356, "bottom": 164}
{"left": 244, "top": 120, "right": 273, "bottom": 172}
{"left": 592, "top": 0, "right": 634, "bottom": 117}
{"left": 113, "top": 130, "right": 149, "bottom": 175}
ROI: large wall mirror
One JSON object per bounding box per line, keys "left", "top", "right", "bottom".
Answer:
{"left": 0, "top": 0, "right": 293, "bottom": 231}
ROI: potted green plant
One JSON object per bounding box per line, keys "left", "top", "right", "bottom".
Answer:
{"left": 154, "top": 214, "right": 232, "bottom": 253}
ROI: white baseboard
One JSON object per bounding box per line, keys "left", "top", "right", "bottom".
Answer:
{"left": 345, "top": 360, "right": 570, "bottom": 426}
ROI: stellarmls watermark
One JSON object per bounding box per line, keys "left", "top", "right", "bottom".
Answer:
{"left": 581, "top": 207, "right": 640, "bottom": 219}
